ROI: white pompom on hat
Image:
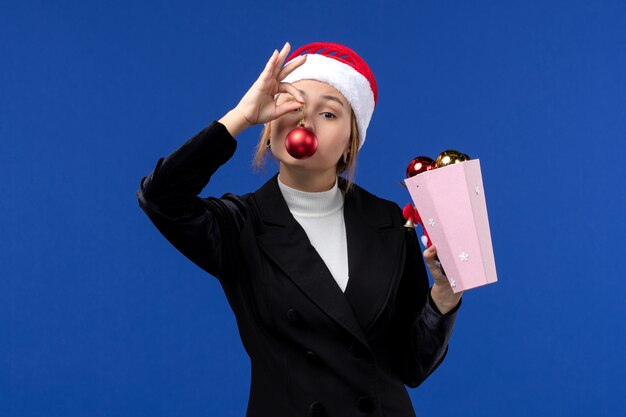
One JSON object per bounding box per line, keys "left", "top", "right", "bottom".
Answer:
{"left": 282, "top": 42, "right": 378, "bottom": 150}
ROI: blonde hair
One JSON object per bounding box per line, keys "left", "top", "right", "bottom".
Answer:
{"left": 252, "top": 111, "right": 360, "bottom": 194}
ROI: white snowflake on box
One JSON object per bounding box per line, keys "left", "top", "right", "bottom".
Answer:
{"left": 459, "top": 252, "right": 469, "bottom": 262}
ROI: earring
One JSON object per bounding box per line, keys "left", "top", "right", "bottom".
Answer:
{"left": 266, "top": 137, "right": 271, "bottom": 148}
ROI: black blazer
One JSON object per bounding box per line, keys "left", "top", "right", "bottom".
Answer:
{"left": 136, "top": 121, "right": 461, "bottom": 417}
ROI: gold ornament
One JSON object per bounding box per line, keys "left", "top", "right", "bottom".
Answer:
{"left": 435, "top": 150, "right": 470, "bottom": 168}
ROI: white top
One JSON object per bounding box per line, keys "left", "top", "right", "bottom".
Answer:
{"left": 277, "top": 174, "right": 350, "bottom": 292}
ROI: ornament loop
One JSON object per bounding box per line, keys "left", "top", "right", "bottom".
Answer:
{"left": 298, "top": 105, "right": 305, "bottom": 127}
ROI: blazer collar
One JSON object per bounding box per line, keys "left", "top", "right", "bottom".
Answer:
{"left": 254, "top": 173, "right": 405, "bottom": 347}
{"left": 255, "top": 173, "right": 392, "bottom": 228}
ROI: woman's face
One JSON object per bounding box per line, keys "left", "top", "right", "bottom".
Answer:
{"left": 269, "top": 79, "right": 352, "bottom": 175}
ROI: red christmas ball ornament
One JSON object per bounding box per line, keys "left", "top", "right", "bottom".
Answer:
{"left": 406, "top": 156, "right": 436, "bottom": 178}
{"left": 285, "top": 125, "right": 318, "bottom": 159}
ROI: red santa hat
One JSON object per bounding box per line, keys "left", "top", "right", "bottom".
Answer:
{"left": 283, "top": 42, "right": 378, "bottom": 150}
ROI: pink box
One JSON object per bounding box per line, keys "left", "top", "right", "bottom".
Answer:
{"left": 404, "top": 159, "right": 498, "bottom": 292}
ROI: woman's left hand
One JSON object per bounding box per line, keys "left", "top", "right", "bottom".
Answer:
{"left": 423, "top": 244, "right": 463, "bottom": 314}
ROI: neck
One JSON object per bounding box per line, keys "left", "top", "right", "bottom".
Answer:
{"left": 278, "top": 164, "right": 338, "bottom": 192}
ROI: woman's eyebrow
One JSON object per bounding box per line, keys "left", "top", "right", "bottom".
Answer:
{"left": 321, "top": 95, "right": 344, "bottom": 107}
{"left": 297, "top": 89, "right": 345, "bottom": 107}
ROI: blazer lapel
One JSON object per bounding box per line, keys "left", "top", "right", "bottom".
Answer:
{"left": 341, "top": 178, "right": 406, "bottom": 333}
{"left": 255, "top": 174, "right": 368, "bottom": 346}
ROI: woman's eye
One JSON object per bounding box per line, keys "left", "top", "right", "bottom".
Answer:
{"left": 322, "top": 112, "right": 336, "bottom": 119}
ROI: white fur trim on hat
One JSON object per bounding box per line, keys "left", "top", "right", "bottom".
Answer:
{"left": 282, "top": 54, "right": 375, "bottom": 150}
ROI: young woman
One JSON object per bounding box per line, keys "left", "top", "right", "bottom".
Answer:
{"left": 137, "top": 41, "right": 462, "bottom": 417}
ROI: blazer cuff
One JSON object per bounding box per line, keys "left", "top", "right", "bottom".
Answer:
{"left": 213, "top": 120, "right": 238, "bottom": 143}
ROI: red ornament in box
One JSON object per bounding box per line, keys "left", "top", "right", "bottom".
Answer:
{"left": 406, "top": 156, "right": 436, "bottom": 178}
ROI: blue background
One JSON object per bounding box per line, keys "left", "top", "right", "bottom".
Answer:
{"left": 2, "top": 1, "right": 624, "bottom": 416}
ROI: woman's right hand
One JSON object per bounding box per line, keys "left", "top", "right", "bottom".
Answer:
{"left": 219, "top": 42, "right": 307, "bottom": 137}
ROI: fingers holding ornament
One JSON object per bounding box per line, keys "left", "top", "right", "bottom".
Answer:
{"left": 276, "top": 82, "right": 305, "bottom": 104}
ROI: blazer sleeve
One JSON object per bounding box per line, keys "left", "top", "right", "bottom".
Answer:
{"left": 392, "top": 219, "right": 462, "bottom": 388}
{"left": 135, "top": 120, "right": 247, "bottom": 282}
